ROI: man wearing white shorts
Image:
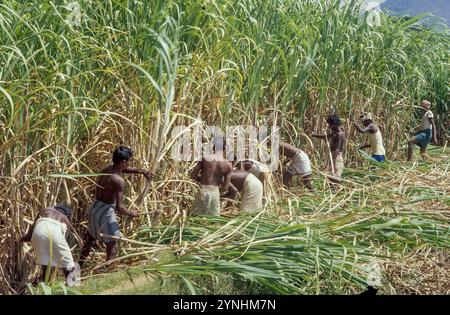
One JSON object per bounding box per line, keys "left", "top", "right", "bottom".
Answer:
{"left": 281, "top": 142, "right": 314, "bottom": 191}
{"left": 223, "top": 170, "right": 264, "bottom": 213}
{"left": 20, "top": 204, "right": 82, "bottom": 283}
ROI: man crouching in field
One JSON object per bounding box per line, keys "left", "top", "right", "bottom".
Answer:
{"left": 79, "top": 146, "right": 154, "bottom": 266}
{"left": 237, "top": 159, "right": 271, "bottom": 184}
{"left": 312, "top": 114, "right": 346, "bottom": 183}
{"left": 407, "top": 100, "right": 438, "bottom": 161}
{"left": 281, "top": 142, "right": 314, "bottom": 191}
{"left": 21, "top": 204, "right": 82, "bottom": 283}
{"left": 190, "top": 137, "right": 233, "bottom": 216}
{"left": 222, "top": 170, "right": 264, "bottom": 213}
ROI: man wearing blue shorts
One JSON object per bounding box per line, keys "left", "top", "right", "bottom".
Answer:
{"left": 407, "top": 100, "right": 438, "bottom": 161}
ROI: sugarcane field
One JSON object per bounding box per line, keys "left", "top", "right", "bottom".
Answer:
{"left": 0, "top": 0, "right": 449, "bottom": 297}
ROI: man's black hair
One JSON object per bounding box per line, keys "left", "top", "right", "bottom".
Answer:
{"left": 112, "top": 146, "right": 133, "bottom": 164}
{"left": 326, "top": 115, "right": 341, "bottom": 126}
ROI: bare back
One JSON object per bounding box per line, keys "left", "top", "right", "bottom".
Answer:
{"left": 198, "top": 153, "right": 232, "bottom": 186}
{"left": 39, "top": 207, "right": 70, "bottom": 225}
{"left": 95, "top": 165, "right": 124, "bottom": 204}
{"left": 229, "top": 170, "right": 250, "bottom": 191}
{"left": 280, "top": 142, "right": 302, "bottom": 159}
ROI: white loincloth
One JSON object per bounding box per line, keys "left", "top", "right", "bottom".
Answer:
{"left": 31, "top": 217, "right": 75, "bottom": 270}
{"left": 192, "top": 185, "right": 221, "bottom": 216}
{"left": 240, "top": 174, "right": 263, "bottom": 212}
{"left": 328, "top": 152, "right": 344, "bottom": 178}
{"left": 286, "top": 151, "right": 312, "bottom": 177}
{"left": 248, "top": 160, "right": 271, "bottom": 182}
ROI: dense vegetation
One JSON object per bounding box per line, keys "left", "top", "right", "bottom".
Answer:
{"left": 0, "top": 0, "right": 448, "bottom": 294}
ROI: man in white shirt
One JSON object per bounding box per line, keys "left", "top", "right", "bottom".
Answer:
{"left": 353, "top": 113, "right": 386, "bottom": 162}
{"left": 407, "top": 100, "right": 438, "bottom": 161}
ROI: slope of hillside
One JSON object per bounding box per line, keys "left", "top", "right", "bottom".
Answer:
{"left": 381, "top": 0, "right": 449, "bottom": 25}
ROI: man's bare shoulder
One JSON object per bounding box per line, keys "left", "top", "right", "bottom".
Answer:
{"left": 368, "top": 124, "right": 378, "bottom": 133}
{"left": 110, "top": 173, "right": 124, "bottom": 184}
{"left": 218, "top": 159, "right": 232, "bottom": 171}
{"left": 281, "top": 142, "right": 296, "bottom": 150}
{"left": 100, "top": 173, "right": 124, "bottom": 188}
{"left": 39, "top": 207, "right": 53, "bottom": 215}
{"left": 100, "top": 165, "right": 114, "bottom": 173}
{"left": 39, "top": 207, "right": 68, "bottom": 222}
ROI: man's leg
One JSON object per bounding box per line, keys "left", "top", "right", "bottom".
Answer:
{"left": 282, "top": 171, "right": 293, "bottom": 188}
{"left": 40, "top": 265, "right": 47, "bottom": 282}
{"left": 301, "top": 174, "right": 314, "bottom": 192}
{"left": 407, "top": 138, "right": 418, "bottom": 161}
{"left": 329, "top": 155, "right": 344, "bottom": 185}
{"left": 420, "top": 146, "right": 427, "bottom": 155}
{"left": 106, "top": 241, "right": 117, "bottom": 262}
{"left": 63, "top": 267, "right": 75, "bottom": 279}
{"left": 419, "top": 145, "right": 432, "bottom": 161}
{"left": 79, "top": 233, "right": 95, "bottom": 268}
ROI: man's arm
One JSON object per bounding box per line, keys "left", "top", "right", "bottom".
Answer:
{"left": 353, "top": 123, "right": 365, "bottom": 133}
{"left": 221, "top": 165, "right": 233, "bottom": 194}
{"left": 123, "top": 167, "right": 155, "bottom": 181}
{"left": 114, "top": 178, "right": 138, "bottom": 217}
{"left": 190, "top": 161, "right": 202, "bottom": 183}
{"left": 353, "top": 123, "right": 373, "bottom": 134}
{"left": 359, "top": 144, "right": 371, "bottom": 150}
{"left": 312, "top": 133, "right": 331, "bottom": 140}
{"left": 282, "top": 158, "right": 291, "bottom": 166}
{"left": 338, "top": 132, "right": 346, "bottom": 155}
{"left": 430, "top": 118, "right": 438, "bottom": 144}
{"left": 222, "top": 183, "right": 238, "bottom": 199}
{"left": 20, "top": 221, "right": 36, "bottom": 242}
{"left": 332, "top": 132, "right": 346, "bottom": 158}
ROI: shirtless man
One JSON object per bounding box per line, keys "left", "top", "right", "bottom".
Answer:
{"left": 222, "top": 170, "right": 263, "bottom": 213}
{"left": 407, "top": 100, "right": 438, "bottom": 161}
{"left": 79, "top": 146, "right": 154, "bottom": 266}
{"left": 353, "top": 113, "right": 386, "bottom": 162}
{"left": 312, "top": 114, "right": 346, "bottom": 182}
{"left": 20, "top": 204, "right": 82, "bottom": 283}
{"left": 190, "top": 137, "right": 233, "bottom": 216}
{"left": 280, "top": 142, "right": 314, "bottom": 191}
